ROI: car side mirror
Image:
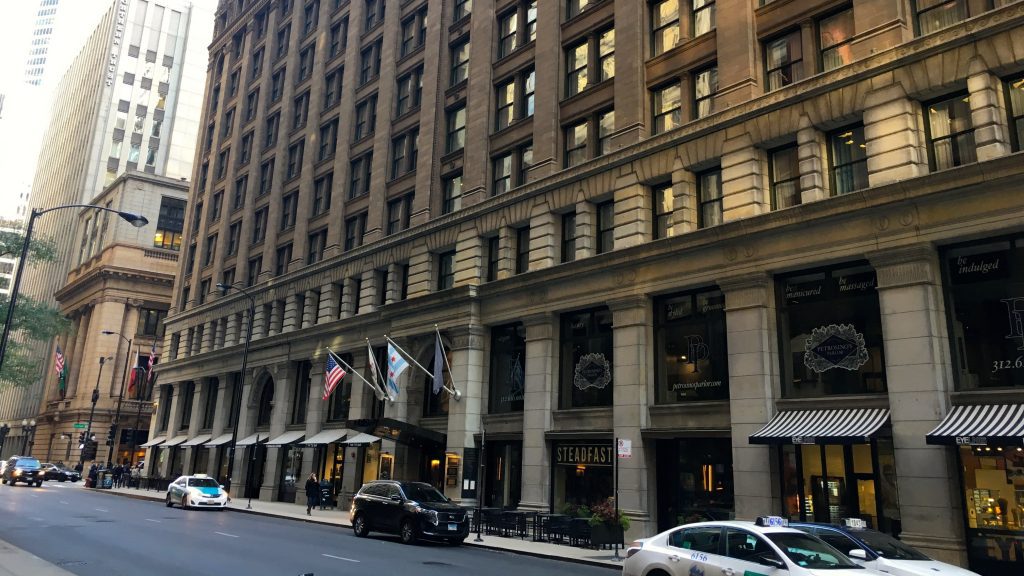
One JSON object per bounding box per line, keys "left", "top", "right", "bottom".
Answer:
{"left": 390, "top": 495, "right": 402, "bottom": 502}
{"left": 848, "top": 549, "right": 868, "bottom": 560}
{"left": 758, "top": 556, "right": 787, "bottom": 570}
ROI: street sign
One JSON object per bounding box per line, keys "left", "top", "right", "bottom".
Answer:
{"left": 73, "top": 423, "right": 86, "bottom": 429}
{"left": 617, "top": 438, "right": 632, "bottom": 458}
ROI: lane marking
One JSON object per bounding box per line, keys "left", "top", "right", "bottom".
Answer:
{"left": 214, "top": 531, "right": 239, "bottom": 538}
{"left": 145, "top": 519, "right": 161, "bottom": 523}
{"left": 29, "top": 517, "right": 44, "bottom": 522}
{"left": 322, "top": 554, "right": 360, "bottom": 563}
{"left": 59, "top": 501, "right": 69, "bottom": 505}
{"left": 94, "top": 508, "right": 109, "bottom": 512}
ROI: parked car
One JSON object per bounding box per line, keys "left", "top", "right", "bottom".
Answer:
{"left": 165, "top": 474, "right": 229, "bottom": 509}
{"left": 41, "top": 463, "right": 74, "bottom": 482}
{"left": 791, "top": 520, "right": 980, "bottom": 576}
{"left": 350, "top": 480, "right": 469, "bottom": 545}
{"left": 1, "top": 456, "right": 43, "bottom": 486}
{"left": 623, "top": 516, "right": 883, "bottom": 576}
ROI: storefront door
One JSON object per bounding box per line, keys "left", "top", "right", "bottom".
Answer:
{"left": 277, "top": 445, "right": 302, "bottom": 503}
{"left": 655, "top": 437, "right": 734, "bottom": 531}
{"left": 485, "top": 441, "right": 522, "bottom": 509}
{"left": 244, "top": 442, "right": 266, "bottom": 499}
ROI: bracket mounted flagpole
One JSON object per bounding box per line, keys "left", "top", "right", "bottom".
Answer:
{"left": 385, "top": 334, "right": 461, "bottom": 401}
{"left": 434, "top": 325, "right": 462, "bottom": 401}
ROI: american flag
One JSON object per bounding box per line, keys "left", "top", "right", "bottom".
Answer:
{"left": 54, "top": 345, "right": 64, "bottom": 376}
{"left": 323, "top": 351, "right": 347, "bottom": 400}
{"left": 146, "top": 343, "right": 157, "bottom": 383}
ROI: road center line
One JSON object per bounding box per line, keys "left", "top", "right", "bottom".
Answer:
{"left": 214, "top": 531, "right": 239, "bottom": 538}
{"left": 145, "top": 519, "right": 161, "bottom": 523}
{"left": 94, "top": 508, "right": 109, "bottom": 512}
{"left": 322, "top": 554, "right": 360, "bottom": 563}
{"left": 59, "top": 501, "right": 68, "bottom": 505}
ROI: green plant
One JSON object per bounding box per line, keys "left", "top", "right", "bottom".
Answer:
{"left": 587, "top": 497, "right": 630, "bottom": 530}
{"left": 560, "top": 502, "right": 591, "bottom": 518}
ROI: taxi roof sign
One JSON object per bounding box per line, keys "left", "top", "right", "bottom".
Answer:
{"left": 193, "top": 473, "right": 209, "bottom": 478}
{"left": 755, "top": 516, "right": 789, "bottom": 527}
{"left": 842, "top": 518, "right": 867, "bottom": 529}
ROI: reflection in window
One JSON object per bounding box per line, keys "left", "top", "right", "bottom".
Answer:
{"left": 559, "top": 307, "right": 614, "bottom": 409}
{"left": 654, "top": 289, "right": 728, "bottom": 404}
{"left": 765, "top": 30, "right": 803, "bottom": 91}
{"left": 926, "top": 93, "right": 976, "bottom": 171}
{"left": 819, "top": 9, "right": 854, "bottom": 72}
{"left": 829, "top": 124, "right": 868, "bottom": 195}
{"left": 770, "top": 144, "right": 800, "bottom": 210}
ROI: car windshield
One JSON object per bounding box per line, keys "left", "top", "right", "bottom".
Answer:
{"left": 855, "top": 530, "right": 930, "bottom": 561}
{"left": 187, "top": 478, "right": 219, "bottom": 488}
{"left": 15, "top": 458, "right": 40, "bottom": 468}
{"left": 402, "top": 484, "right": 448, "bottom": 503}
{"left": 766, "top": 533, "right": 862, "bottom": 570}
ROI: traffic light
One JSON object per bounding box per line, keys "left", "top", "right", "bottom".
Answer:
{"left": 106, "top": 426, "right": 116, "bottom": 444}
{"left": 78, "top": 431, "right": 85, "bottom": 446}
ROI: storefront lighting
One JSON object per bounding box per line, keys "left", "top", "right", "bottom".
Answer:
{"left": 430, "top": 459, "right": 441, "bottom": 469}
{"left": 701, "top": 464, "right": 713, "bottom": 492}
{"left": 575, "top": 464, "right": 586, "bottom": 477}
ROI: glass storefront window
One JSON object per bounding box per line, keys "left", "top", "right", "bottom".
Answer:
{"left": 959, "top": 445, "right": 1024, "bottom": 573}
{"left": 655, "top": 437, "right": 734, "bottom": 531}
{"left": 943, "top": 237, "right": 1024, "bottom": 390}
{"left": 654, "top": 289, "right": 728, "bottom": 403}
{"left": 485, "top": 440, "right": 522, "bottom": 509}
{"left": 489, "top": 323, "right": 526, "bottom": 413}
{"left": 552, "top": 442, "right": 613, "bottom": 512}
{"left": 560, "top": 307, "right": 614, "bottom": 409}
{"left": 777, "top": 263, "right": 887, "bottom": 398}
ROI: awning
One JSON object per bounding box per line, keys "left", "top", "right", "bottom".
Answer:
{"left": 235, "top": 433, "right": 270, "bottom": 446}
{"left": 266, "top": 430, "right": 305, "bottom": 446}
{"left": 303, "top": 428, "right": 350, "bottom": 446}
{"left": 926, "top": 404, "right": 1024, "bottom": 446}
{"left": 342, "top": 432, "right": 381, "bottom": 446}
{"left": 139, "top": 436, "right": 166, "bottom": 448}
{"left": 163, "top": 435, "right": 189, "bottom": 447}
{"left": 749, "top": 408, "right": 890, "bottom": 445}
{"left": 204, "top": 433, "right": 234, "bottom": 448}
{"left": 180, "top": 434, "right": 211, "bottom": 447}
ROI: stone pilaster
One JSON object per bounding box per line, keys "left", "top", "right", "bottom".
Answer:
{"left": 720, "top": 273, "right": 779, "bottom": 519}
{"left": 611, "top": 0, "right": 645, "bottom": 146}
{"left": 671, "top": 163, "right": 697, "bottom": 236}
{"left": 357, "top": 270, "right": 375, "bottom": 314}
{"left": 574, "top": 200, "right": 595, "bottom": 260}
{"left": 269, "top": 300, "right": 284, "bottom": 335}
{"left": 527, "top": 0, "right": 559, "bottom": 181}
{"left": 864, "top": 82, "right": 927, "bottom": 187}
{"left": 406, "top": 243, "right": 432, "bottom": 298}
{"left": 339, "top": 276, "right": 357, "bottom": 318}
{"left": 200, "top": 320, "right": 214, "bottom": 353}
{"left": 301, "top": 289, "right": 318, "bottom": 329}
{"left": 225, "top": 313, "right": 239, "bottom": 347}
{"left": 797, "top": 115, "right": 828, "bottom": 203}
{"left": 967, "top": 57, "right": 1010, "bottom": 162}
{"left": 529, "top": 210, "right": 557, "bottom": 270}
{"left": 714, "top": 0, "right": 759, "bottom": 108}
{"left": 496, "top": 226, "right": 513, "bottom": 280}
{"left": 282, "top": 293, "right": 300, "bottom": 332}
{"left": 613, "top": 173, "right": 651, "bottom": 249}
{"left": 609, "top": 297, "right": 652, "bottom": 539}
{"left": 261, "top": 362, "right": 291, "bottom": 502}
{"left": 317, "top": 282, "right": 340, "bottom": 323}
{"left": 721, "top": 131, "right": 767, "bottom": 221}
{"left": 454, "top": 227, "right": 483, "bottom": 288}
{"left": 519, "top": 313, "right": 555, "bottom": 512}
{"left": 868, "top": 245, "right": 966, "bottom": 566}
{"left": 444, "top": 326, "right": 486, "bottom": 505}
{"left": 215, "top": 317, "right": 227, "bottom": 349}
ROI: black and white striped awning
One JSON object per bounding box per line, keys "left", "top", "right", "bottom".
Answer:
{"left": 749, "top": 408, "right": 890, "bottom": 445}
{"left": 926, "top": 404, "right": 1024, "bottom": 446}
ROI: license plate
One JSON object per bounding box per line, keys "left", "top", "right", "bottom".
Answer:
{"left": 448, "top": 523, "right": 457, "bottom": 531}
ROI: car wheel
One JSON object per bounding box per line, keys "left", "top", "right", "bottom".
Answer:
{"left": 181, "top": 495, "right": 190, "bottom": 510}
{"left": 165, "top": 495, "right": 174, "bottom": 508}
{"left": 352, "top": 515, "right": 369, "bottom": 538}
{"left": 35, "top": 481, "right": 42, "bottom": 487}
{"left": 399, "top": 519, "right": 417, "bottom": 545}
{"left": 1, "top": 478, "right": 6, "bottom": 485}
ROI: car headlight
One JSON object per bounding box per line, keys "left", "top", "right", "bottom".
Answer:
{"left": 12, "top": 469, "right": 21, "bottom": 476}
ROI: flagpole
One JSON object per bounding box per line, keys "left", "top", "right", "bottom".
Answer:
{"left": 385, "top": 334, "right": 461, "bottom": 399}
{"left": 434, "top": 325, "right": 462, "bottom": 399}
{"left": 328, "top": 348, "right": 384, "bottom": 399}
{"left": 366, "top": 339, "right": 389, "bottom": 400}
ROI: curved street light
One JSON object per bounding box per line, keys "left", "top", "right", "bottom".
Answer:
{"left": 100, "top": 330, "right": 133, "bottom": 465}
{"left": 0, "top": 204, "right": 149, "bottom": 373}
{"left": 216, "top": 282, "right": 257, "bottom": 497}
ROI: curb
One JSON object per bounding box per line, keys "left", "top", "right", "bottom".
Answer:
{"left": 89, "top": 488, "right": 622, "bottom": 570}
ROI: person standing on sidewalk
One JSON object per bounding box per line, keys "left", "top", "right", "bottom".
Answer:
{"left": 304, "top": 473, "right": 319, "bottom": 516}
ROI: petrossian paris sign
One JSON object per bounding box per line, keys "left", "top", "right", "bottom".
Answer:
{"left": 803, "top": 323, "right": 869, "bottom": 373}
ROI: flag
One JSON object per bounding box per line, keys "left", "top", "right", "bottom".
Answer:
{"left": 55, "top": 345, "right": 66, "bottom": 400}
{"left": 127, "top": 364, "right": 138, "bottom": 398}
{"left": 145, "top": 343, "right": 157, "bottom": 384}
{"left": 385, "top": 343, "right": 408, "bottom": 402}
{"left": 432, "top": 332, "right": 444, "bottom": 395}
{"left": 367, "top": 341, "right": 381, "bottom": 399}
{"left": 323, "top": 351, "right": 347, "bottom": 401}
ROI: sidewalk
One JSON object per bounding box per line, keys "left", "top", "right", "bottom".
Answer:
{"left": 0, "top": 539, "right": 77, "bottom": 576}
{"left": 95, "top": 484, "right": 623, "bottom": 569}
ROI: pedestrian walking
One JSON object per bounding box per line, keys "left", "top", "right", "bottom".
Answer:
{"left": 112, "top": 465, "right": 122, "bottom": 488}
{"left": 305, "top": 473, "right": 319, "bottom": 516}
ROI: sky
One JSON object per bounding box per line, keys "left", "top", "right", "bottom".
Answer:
{"left": 0, "top": 0, "right": 114, "bottom": 222}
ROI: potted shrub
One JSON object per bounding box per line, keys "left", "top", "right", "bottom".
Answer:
{"left": 588, "top": 497, "right": 629, "bottom": 548}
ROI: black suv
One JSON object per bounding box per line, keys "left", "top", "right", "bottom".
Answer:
{"left": 1, "top": 457, "right": 43, "bottom": 486}
{"left": 350, "top": 480, "right": 469, "bottom": 545}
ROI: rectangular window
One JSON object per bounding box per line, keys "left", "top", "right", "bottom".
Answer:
{"left": 597, "top": 110, "right": 615, "bottom": 156}
{"left": 324, "top": 66, "right": 343, "bottom": 108}
{"left": 286, "top": 139, "right": 304, "bottom": 179}
{"left": 596, "top": 201, "right": 615, "bottom": 254}
{"left": 446, "top": 106, "right": 466, "bottom": 153}
{"left": 925, "top": 93, "right": 977, "bottom": 171}
{"left": 232, "top": 176, "right": 247, "bottom": 210}
{"left": 693, "top": 65, "right": 717, "bottom": 119}
{"left": 399, "top": 8, "right": 427, "bottom": 57}
{"left": 496, "top": 78, "right": 515, "bottom": 131}
{"left": 828, "top": 124, "right": 868, "bottom": 195}
{"left": 652, "top": 0, "right": 680, "bottom": 56}
{"left": 222, "top": 108, "right": 235, "bottom": 138}
{"left": 137, "top": 308, "right": 167, "bottom": 337}
{"left": 498, "top": 10, "right": 518, "bottom": 58}
{"left": 653, "top": 82, "right": 681, "bottom": 134}
{"left": 486, "top": 236, "right": 500, "bottom": 282}
{"left": 221, "top": 268, "right": 235, "bottom": 290}
{"left": 210, "top": 191, "right": 224, "bottom": 222}
{"left": 559, "top": 307, "right": 613, "bottom": 408}
{"left": 364, "top": 0, "right": 385, "bottom": 31}
{"left": 319, "top": 119, "right": 338, "bottom": 160}
{"left": 390, "top": 128, "right": 419, "bottom": 179}
{"left": 492, "top": 153, "right": 512, "bottom": 196}
{"left": 246, "top": 89, "right": 260, "bottom": 121}
{"left": 437, "top": 250, "right": 456, "bottom": 290}
{"left": 443, "top": 174, "right": 463, "bottom": 214}
{"left": 275, "top": 243, "right": 293, "bottom": 275}
{"left": 916, "top": 0, "right": 966, "bottom": 35}
{"left": 258, "top": 158, "right": 275, "bottom": 196}
{"left": 451, "top": 40, "right": 470, "bottom": 86}
{"left": 251, "top": 207, "right": 268, "bottom": 243}
{"left": 454, "top": 0, "right": 472, "bottom": 21}
{"left": 303, "top": 0, "right": 320, "bottom": 35}
{"left": 386, "top": 193, "right": 413, "bottom": 235}
{"left": 227, "top": 221, "right": 241, "bottom": 255}
{"left": 488, "top": 323, "right": 526, "bottom": 413}
{"left": 526, "top": 1, "right": 537, "bottom": 41}
{"left": 599, "top": 29, "right": 615, "bottom": 82}
{"left": 566, "top": 41, "right": 588, "bottom": 97}
{"left": 307, "top": 229, "right": 327, "bottom": 264}
{"left": 765, "top": 30, "right": 803, "bottom": 91}
{"left": 564, "top": 121, "right": 587, "bottom": 167}
{"left": 293, "top": 90, "right": 310, "bottom": 128}
{"left": 264, "top": 112, "right": 280, "bottom": 148}
{"left": 349, "top": 152, "right": 372, "bottom": 198}
{"left": 653, "top": 183, "right": 674, "bottom": 239}
{"left": 518, "top": 143, "right": 533, "bottom": 186}
{"left": 216, "top": 149, "right": 231, "bottom": 179}
{"left": 770, "top": 144, "right": 801, "bottom": 210}
{"left": 515, "top": 226, "right": 530, "bottom": 274}
{"left": 297, "top": 44, "right": 315, "bottom": 80}
{"left": 154, "top": 196, "right": 186, "bottom": 251}
{"left": 359, "top": 40, "right": 382, "bottom": 85}
{"left": 312, "top": 172, "right": 333, "bottom": 215}
{"left": 561, "top": 212, "right": 577, "bottom": 263}
{"left": 819, "top": 8, "right": 854, "bottom": 72}
{"left": 239, "top": 131, "right": 253, "bottom": 165}
{"left": 654, "top": 289, "right": 729, "bottom": 403}
{"left": 344, "top": 212, "right": 366, "bottom": 251}
{"left": 567, "top": 0, "right": 595, "bottom": 19}
{"left": 270, "top": 67, "right": 286, "bottom": 102}
{"left": 1009, "top": 74, "right": 1024, "bottom": 151}
{"left": 280, "top": 191, "right": 298, "bottom": 230}
{"left": 395, "top": 66, "right": 423, "bottom": 116}
{"left": 276, "top": 23, "right": 291, "bottom": 59}
{"left": 693, "top": 0, "right": 715, "bottom": 36}
{"left": 251, "top": 47, "right": 264, "bottom": 79}
{"left": 376, "top": 268, "right": 389, "bottom": 306}
{"left": 329, "top": 19, "right": 347, "bottom": 58}
{"left": 354, "top": 94, "right": 377, "bottom": 140}
{"left": 698, "top": 168, "right": 723, "bottom": 227}
{"left": 247, "top": 256, "right": 263, "bottom": 286}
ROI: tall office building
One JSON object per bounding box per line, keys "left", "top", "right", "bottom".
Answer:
{"left": 0, "top": 0, "right": 215, "bottom": 443}
{"left": 158, "top": 1, "right": 1024, "bottom": 574}
{"left": 24, "top": 0, "right": 62, "bottom": 86}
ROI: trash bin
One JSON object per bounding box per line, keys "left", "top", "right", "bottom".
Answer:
{"left": 100, "top": 472, "right": 113, "bottom": 489}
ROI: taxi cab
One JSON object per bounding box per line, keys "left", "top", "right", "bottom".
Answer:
{"left": 791, "top": 519, "right": 979, "bottom": 576}
{"left": 623, "top": 516, "right": 884, "bottom": 576}
{"left": 165, "top": 474, "right": 229, "bottom": 510}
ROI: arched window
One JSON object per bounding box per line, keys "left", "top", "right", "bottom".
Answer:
{"left": 256, "top": 378, "right": 274, "bottom": 426}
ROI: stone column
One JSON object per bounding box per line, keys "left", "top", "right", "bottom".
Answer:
{"left": 967, "top": 57, "right": 1010, "bottom": 162}
{"left": 720, "top": 273, "right": 780, "bottom": 519}
{"left": 261, "top": 363, "right": 291, "bottom": 502}
{"left": 215, "top": 317, "right": 227, "bottom": 349}
{"left": 230, "top": 367, "right": 256, "bottom": 499}
{"left": 301, "top": 289, "right": 318, "bottom": 329}
{"left": 454, "top": 229, "right": 483, "bottom": 288}
{"left": 225, "top": 313, "right": 239, "bottom": 348}
{"left": 527, "top": 0, "right": 561, "bottom": 180}
{"left": 575, "top": 199, "right": 595, "bottom": 260}
{"left": 721, "top": 131, "right": 766, "bottom": 221}
{"left": 609, "top": 297, "right": 652, "bottom": 539}
{"left": 496, "top": 226, "right": 513, "bottom": 280}
{"left": 611, "top": 0, "right": 645, "bottom": 146}
{"left": 797, "top": 115, "right": 828, "bottom": 203}
{"left": 613, "top": 173, "right": 651, "bottom": 249}
{"left": 519, "top": 313, "right": 555, "bottom": 511}
{"left": 269, "top": 300, "right": 284, "bottom": 336}
{"left": 340, "top": 277, "right": 357, "bottom": 318}
{"left": 713, "top": 0, "right": 758, "bottom": 108}
{"left": 529, "top": 210, "right": 557, "bottom": 270}
{"left": 282, "top": 293, "right": 300, "bottom": 332}
{"left": 406, "top": 243, "right": 432, "bottom": 298}
{"left": 671, "top": 162, "right": 697, "bottom": 236}
{"left": 444, "top": 326, "right": 486, "bottom": 505}
{"left": 317, "top": 282, "right": 340, "bottom": 323}
{"left": 864, "top": 82, "right": 927, "bottom": 187}
{"left": 200, "top": 320, "right": 215, "bottom": 353}
{"left": 868, "top": 245, "right": 966, "bottom": 565}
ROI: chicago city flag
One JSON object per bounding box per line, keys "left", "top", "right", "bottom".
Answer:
{"left": 385, "top": 343, "right": 408, "bottom": 402}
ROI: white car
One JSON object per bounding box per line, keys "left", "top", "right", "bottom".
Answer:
{"left": 791, "top": 521, "right": 979, "bottom": 576}
{"left": 623, "top": 517, "right": 884, "bottom": 576}
{"left": 165, "top": 474, "right": 229, "bottom": 510}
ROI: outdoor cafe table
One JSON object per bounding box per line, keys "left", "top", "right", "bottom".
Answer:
{"left": 533, "top": 513, "right": 568, "bottom": 542}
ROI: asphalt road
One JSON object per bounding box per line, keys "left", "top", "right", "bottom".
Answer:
{"left": 0, "top": 481, "right": 614, "bottom": 576}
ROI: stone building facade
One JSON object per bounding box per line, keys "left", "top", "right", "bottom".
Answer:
{"left": 157, "top": 1, "right": 1024, "bottom": 573}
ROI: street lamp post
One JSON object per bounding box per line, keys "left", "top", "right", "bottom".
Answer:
{"left": 101, "top": 330, "right": 133, "bottom": 464}
{"left": 20, "top": 419, "right": 36, "bottom": 456}
{"left": 0, "top": 204, "right": 147, "bottom": 373}
{"left": 216, "top": 282, "right": 256, "bottom": 496}
{"left": 129, "top": 363, "right": 146, "bottom": 469}
{"left": 82, "top": 356, "right": 110, "bottom": 464}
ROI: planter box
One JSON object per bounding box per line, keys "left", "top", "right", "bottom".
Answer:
{"left": 590, "top": 523, "right": 623, "bottom": 548}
